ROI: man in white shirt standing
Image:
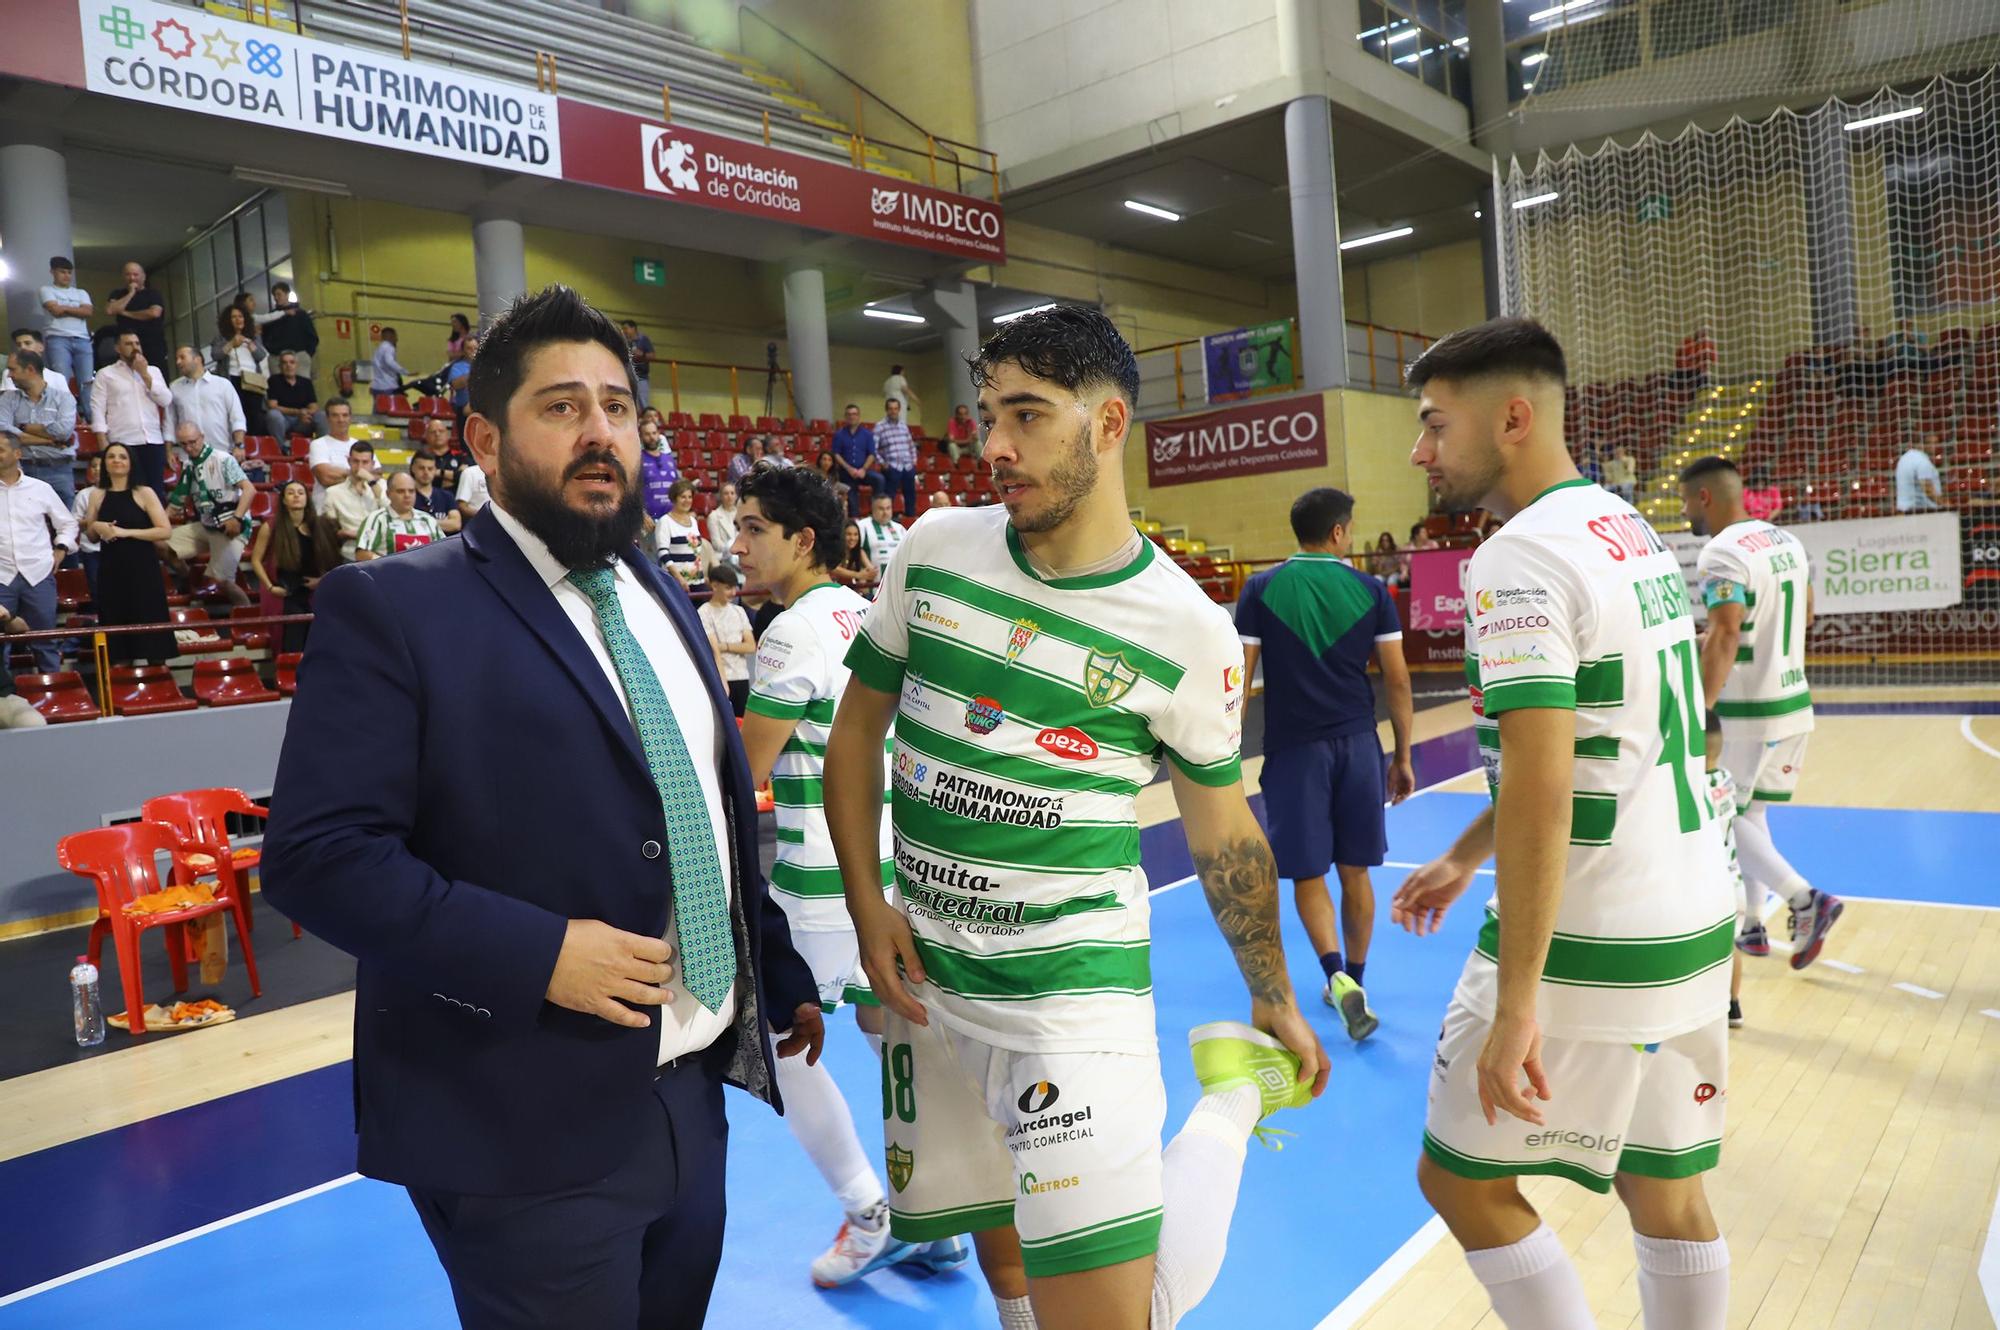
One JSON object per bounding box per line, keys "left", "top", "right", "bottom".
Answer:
{"left": 308, "top": 400, "right": 359, "bottom": 507}
{"left": 38, "top": 257, "right": 94, "bottom": 423}
{"left": 1894, "top": 441, "right": 1943, "bottom": 512}
{"left": 881, "top": 362, "right": 918, "bottom": 422}
{"left": 169, "top": 345, "right": 247, "bottom": 462}
{"left": 91, "top": 331, "right": 174, "bottom": 499}
{"left": 371, "top": 326, "right": 409, "bottom": 396}
{"left": 0, "top": 431, "right": 79, "bottom": 673}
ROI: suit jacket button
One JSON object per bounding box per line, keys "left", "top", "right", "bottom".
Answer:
{"left": 642, "top": 840, "right": 662, "bottom": 860}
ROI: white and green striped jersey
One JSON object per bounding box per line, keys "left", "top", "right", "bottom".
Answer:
{"left": 845, "top": 506, "right": 1245, "bottom": 1055}
{"left": 748, "top": 583, "right": 894, "bottom": 932}
{"left": 1697, "top": 519, "right": 1813, "bottom": 739}
{"left": 1461, "top": 479, "right": 1733, "bottom": 1044}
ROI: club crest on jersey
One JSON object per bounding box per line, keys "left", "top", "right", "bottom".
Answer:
{"left": 1082, "top": 649, "right": 1140, "bottom": 708}
{"left": 965, "top": 696, "right": 1005, "bottom": 735}
{"left": 1006, "top": 618, "right": 1040, "bottom": 666}
{"left": 886, "top": 1144, "right": 914, "bottom": 1192}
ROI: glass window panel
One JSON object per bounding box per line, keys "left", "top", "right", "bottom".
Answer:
{"left": 261, "top": 193, "right": 290, "bottom": 266}
{"left": 190, "top": 237, "right": 216, "bottom": 305}
{"left": 268, "top": 257, "right": 295, "bottom": 293}
{"left": 211, "top": 226, "right": 237, "bottom": 301}
{"left": 237, "top": 210, "right": 266, "bottom": 283}
{"left": 1422, "top": 40, "right": 1451, "bottom": 95}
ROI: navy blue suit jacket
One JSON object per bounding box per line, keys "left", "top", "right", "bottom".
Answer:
{"left": 263, "top": 506, "right": 816, "bottom": 1196}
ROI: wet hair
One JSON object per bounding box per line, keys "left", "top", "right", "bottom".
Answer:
{"left": 1290, "top": 487, "right": 1355, "bottom": 544}
{"left": 1405, "top": 317, "right": 1567, "bottom": 392}
{"left": 968, "top": 305, "right": 1139, "bottom": 408}
{"left": 468, "top": 285, "right": 635, "bottom": 426}
{"left": 740, "top": 459, "right": 845, "bottom": 573}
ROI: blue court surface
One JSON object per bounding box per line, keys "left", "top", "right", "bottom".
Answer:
{"left": 2, "top": 780, "right": 1994, "bottom": 1329}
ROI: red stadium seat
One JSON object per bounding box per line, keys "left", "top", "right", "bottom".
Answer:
{"left": 192, "top": 658, "right": 280, "bottom": 707}
{"left": 275, "top": 651, "right": 302, "bottom": 695}
{"left": 14, "top": 671, "right": 100, "bottom": 722}
{"left": 170, "top": 608, "right": 230, "bottom": 653}
{"left": 110, "top": 665, "right": 196, "bottom": 715}
{"left": 698, "top": 413, "right": 724, "bottom": 430}
{"left": 667, "top": 412, "right": 693, "bottom": 429}
{"left": 229, "top": 606, "right": 274, "bottom": 653}
{"left": 248, "top": 491, "right": 276, "bottom": 521}
{"left": 55, "top": 566, "right": 90, "bottom": 611}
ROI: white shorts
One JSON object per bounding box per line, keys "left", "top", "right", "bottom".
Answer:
{"left": 1718, "top": 732, "right": 1809, "bottom": 806}
{"left": 1422, "top": 998, "right": 1728, "bottom": 1194}
{"left": 882, "top": 1001, "right": 1166, "bottom": 1277}
{"left": 789, "top": 929, "right": 874, "bottom": 1011}
{"left": 165, "top": 522, "right": 247, "bottom": 582}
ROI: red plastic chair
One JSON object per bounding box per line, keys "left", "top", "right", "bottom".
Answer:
{"left": 193, "top": 658, "right": 280, "bottom": 706}
{"left": 110, "top": 665, "right": 197, "bottom": 715}
{"left": 274, "top": 651, "right": 302, "bottom": 695}
{"left": 55, "top": 567, "right": 90, "bottom": 611}
{"left": 230, "top": 605, "right": 274, "bottom": 653}
{"left": 57, "top": 822, "right": 261, "bottom": 1036}
{"left": 15, "top": 672, "right": 101, "bottom": 722}
{"left": 142, "top": 787, "right": 297, "bottom": 940}
{"left": 170, "top": 607, "right": 231, "bottom": 653}
{"left": 248, "top": 490, "right": 276, "bottom": 521}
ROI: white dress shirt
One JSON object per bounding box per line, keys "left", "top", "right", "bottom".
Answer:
{"left": 488, "top": 501, "right": 739, "bottom": 1063}
{"left": 456, "top": 464, "right": 490, "bottom": 514}
{"left": 91, "top": 361, "right": 173, "bottom": 445}
{"left": 170, "top": 372, "right": 247, "bottom": 451}
{"left": 0, "top": 471, "right": 80, "bottom": 584}
{"left": 308, "top": 432, "right": 354, "bottom": 506}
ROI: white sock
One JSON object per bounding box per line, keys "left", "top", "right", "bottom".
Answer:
{"left": 995, "top": 1293, "right": 1038, "bottom": 1330}
{"left": 1732, "top": 803, "right": 1812, "bottom": 909}
{"left": 1463, "top": 1222, "right": 1595, "bottom": 1330}
{"left": 1149, "top": 1085, "right": 1260, "bottom": 1328}
{"left": 1634, "top": 1233, "right": 1729, "bottom": 1329}
{"left": 771, "top": 1043, "right": 884, "bottom": 1216}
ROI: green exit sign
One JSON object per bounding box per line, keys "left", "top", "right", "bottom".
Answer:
{"left": 1637, "top": 193, "right": 1672, "bottom": 222}
{"left": 633, "top": 257, "right": 666, "bottom": 286}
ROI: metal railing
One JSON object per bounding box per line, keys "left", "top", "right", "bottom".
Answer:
{"left": 8, "top": 614, "right": 314, "bottom": 718}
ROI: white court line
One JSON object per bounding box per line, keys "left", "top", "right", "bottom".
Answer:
{"left": 1962, "top": 715, "right": 2000, "bottom": 761}
{"left": 1892, "top": 981, "right": 1944, "bottom": 1000}
{"left": 1819, "top": 959, "right": 1866, "bottom": 974}
{"left": 0, "top": 1173, "right": 362, "bottom": 1307}
{"left": 1837, "top": 893, "right": 2000, "bottom": 914}
{"left": 1313, "top": 1216, "right": 1451, "bottom": 1330}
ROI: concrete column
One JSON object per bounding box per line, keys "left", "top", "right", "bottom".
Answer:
{"left": 0, "top": 130, "right": 75, "bottom": 336}
{"left": 914, "top": 278, "right": 980, "bottom": 420}
{"left": 1284, "top": 95, "right": 1348, "bottom": 390}
{"left": 470, "top": 204, "right": 526, "bottom": 329}
{"left": 783, "top": 266, "right": 832, "bottom": 424}
{"left": 1467, "top": 0, "right": 1511, "bottom": 157}
{"left": 1804, "top": 115, "right": 1859, "bottom": 347}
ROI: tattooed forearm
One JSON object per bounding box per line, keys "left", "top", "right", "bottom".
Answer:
{"left": 1191, "top": 835, "right": 1291, "bottom": 1005}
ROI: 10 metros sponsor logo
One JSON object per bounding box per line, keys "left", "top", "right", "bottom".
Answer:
{"left": 1008, "top": 1079, "right": 1096, "bottom": 1159}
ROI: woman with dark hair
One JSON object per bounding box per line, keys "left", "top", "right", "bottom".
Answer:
{"left": 210, "top": 303, "right": 269, "bottom": 428}
{"left": 813, "top": 448, "right": 850, "bottom": 515}
{"left": 250, "top": 479, "right": 341, "bottom": 651}
{"left": 446, "top": 312, "right": 472, "bottom": 361}
{"left": 79, "top": 441, "right": 175, "bottom": 663}
{"left": 831, "top": 518, "right": 877, "bottom": 594}
{"left": 1371, "top": 530, "right": 1407, "bottom": 585}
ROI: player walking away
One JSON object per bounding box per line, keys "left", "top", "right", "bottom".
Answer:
{"left": 731, "top": 461, "right": 969, "bottom": 1288}
{"left": 1680, "top": 455, "right": 1842, "bottom": 969}
{"left": 1391, "top": 318, "right": 1734, "bottom": 1330}
{"left": 1703, "top": 710, "right": 1752, "bottom": 1028}
{"left": 1236, "top": 486, "right": 1416, "bottom": 1041}
{"left": 823, "top": 306, "right": 1329, "bottom": 1330}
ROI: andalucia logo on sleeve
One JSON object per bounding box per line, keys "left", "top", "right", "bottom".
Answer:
{"left": 886, "top": 1144, "right": 914, "bottom": 1192}
{"left": 1082, "top": 649, "right": 1139, "bottom": 707}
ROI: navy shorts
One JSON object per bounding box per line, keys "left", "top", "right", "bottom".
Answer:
{"left": 1261, "top": 731, "right": 1388, "bottom": 878}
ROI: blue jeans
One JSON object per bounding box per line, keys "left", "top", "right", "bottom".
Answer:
{"left": 42, "top": 333, "right": 93, "bottom": 422}
{"left": 21, "top": 456, "right": 75, "bottom": 510}
{"left": 845, "top": 466, "right": 887, "bottom": 515}
{"left": 882, "top": 466, "right": 917, "bottom": 518}
{"left": 1, "top": 573, "right": 59, "bottom": 674}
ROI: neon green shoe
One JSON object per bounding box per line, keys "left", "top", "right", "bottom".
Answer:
{"left": 1328, "top": 972, "right": 1380, "bottom": 1043}
{"left": 1188, "top": 1021, "right": 1313, "bottom": 1120}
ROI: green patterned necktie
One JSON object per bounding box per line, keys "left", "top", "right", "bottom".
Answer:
{"left": 567, "top": 566, "right": 735, "bottom": 1011}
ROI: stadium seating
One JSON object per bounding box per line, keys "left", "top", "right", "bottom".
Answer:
{"left": 274, "top": 652, "right": 302, "bottom": 696}
{"left": 109, "top": 665, "right": 197, "bottom": 716}
{"left": 192, "top": 659, "right": 281, "bottom": 707}
{"left": 14, "top": 671, "right": 100, "bottom": 723}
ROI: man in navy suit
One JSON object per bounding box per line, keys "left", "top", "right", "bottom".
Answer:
{"left": 263, "top": 285, "right": 823, "bottom": 1329}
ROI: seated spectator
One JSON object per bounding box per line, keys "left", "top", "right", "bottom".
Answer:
{"left": 0, "top": 348, "right": 79, "bottom": 507}
{"left": 930, "top": 488, "right": 953, "bottom": 510}
{"left": 727, "top": 435, "right": 763, "bottom": 487}
{"left": 264, "top": 351, "right": 322, "bottom": 439}
{"left": 75, "top": 441, "right": 170, "bottom": 665}
{"left": 5, "top": 329, "right": 70, "bottom": 393}
{"left": 323, "top": 439, "right": 387, "bottom": 561}
{"left": 162, "top": 420, "right": 253, "bottom": 608}
{"left": 414, "top": 415, "right": 468, "bottom": 494}
{"left": 860, "top": 491, "right": 906, "bottom": 571}
{"left": 1368, "top": 530, "right": 1407, "bottom": 585}
{"left": 639, "top": 416, "right": 679, "bottom": 520}
{"left": 707, "top": 481, "right": 740, "bottom": 566}
{"left": 1895, "top": 440, "right": 1942, "bottom": 512}
{"left": 1407, "top": 521, "right": 1439, "bottom": 553}
{"left": 833, "top": 518, "right": 877, "bottom": 594}
{"left": 1741, "top": 471, "right": 1784, "bottom": 522}
{"left": 944, "top": 402, "right": 979, "bottom": 463}
{"left": 356, "top": 471, "right": 445, "bottom": 561}
{"left": 830, "top": 403, "right": 883, "bottom": 514}
{"left": 1603, "top": 443, "right": 1637, "bottom": 503}
{"left": 699, "top": 562, "right": 755, "bottom": 715}
{"left": 0, "top": 430, "right": 79, "bottom": 672}
{"left": 762, "top": 433, "right": 793, "bottom": 468}
{"left": 408, "top": 452, "right": 461, "bottom": 534}
{"left": 654, "top": 478, "right": 712, "bottom": 591}
{"left": 250, "top": 478, "right": 341, "bottom": 652}
{"left": 255, "top": 280, "right": 319, "bottom": 381}
{"left": 812, "top": 448, "right": 849, "bottom": 514}
{"left": 308, "top": 400, "right": 359, "bottom": 504}
{"left": 640, "top": 405, "right": 665, "bottom": 433}
{"left": 455, "top": 460, "right": 490, "bottom": 524}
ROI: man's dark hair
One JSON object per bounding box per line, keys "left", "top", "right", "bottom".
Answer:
{"left": 1405, "top": 317, "right": 1568, "bottom": 392}
{"left": 12, "top": 350, "right": 43, "bottom": 375}
{"left": 706, "top": 562, "right": 740, "bottom": 587}
{"left": 468, "top": 285, "right": 634, "bottom": 426}
{"left": 844, "top": 402, "right": 860, "bottom": 412}
{"left": 890, "top": 364, "right": 903, "bottom": 374}
{"left": 740, "top": 460, "right": 845, "bottom": 573}
{"left": 50, "top": 256, "right": 72, "bottom": 271}
{"left": 968, "top": 305, "right": 1140, "bottom": 408}
{"left": 621, "top": 319, "right": 638, "bottom": 330}
{"left": 1678, "top": 454, "right": 1738, "bottom": 485}
{"left": 271, "top": 281, "right": 291, "bottom": 296}
{"left": 349, "top": 440, "right": 375, "bottom": 457}
{"left": 1409, "top": 521, "right": 1425, "bottom": 540}
{"left": 380, "top": 326, "right": 396, "bottom": 337}
{"left": 9, "top": 328, "right": 33, "bottom": 343}
{"left": 1290, "top": 487, "right": 1356, "bottom": 545}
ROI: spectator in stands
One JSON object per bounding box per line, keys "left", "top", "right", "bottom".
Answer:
{"left": 0, "top": 349, "right": 78, "bottom": 507}
{"left": 655, "top": 477, "right": 711, "bottom": 590}
{"left": 944, "top": 401, "right": 979, "bottom": 462}
{"left": 1741, "top": 469, "right": 1784, "bottom": 522}
{"left": 265, "top": 351, "right": 322, "bottom": 440}
{"left": 170, "top": 344, "right": 247, "bottom": 464}
{"left": 1674, "top": 326, "right": 1716, "bottom": 391}
{"left": 1576, "top": 444, "right": 1603, "bottom": 486}
{"left": 1603, "top": 443, "right": 1637, "bottom": 503}
{"left": 859, "top": 491, "right": 906, "bottom": 571}
{"left": 446, "top": 313, "right": 472, "bottom": 361}
{"left": 829, "top": 402, "right": 882, "bottom": 515}
{"left": 833, "top": 518, "right": 877, "bottom": 594}
{"left": 1368, "top": 530, "right": 1406, "bottom": 585}
{"left": 255, "top": 281, "right": 319, "bottom": 381}
{"left": 0, "top": 430, "right": 79, "bottom": 672}
{"left": 872, "top": 397, "right": 918, "bottom": 517}
{"left": 414, "top": 415, "right": 467, "bottom": 493}
{"left": 371, "top": 327, "right": 408, "bottom": 395}
{"left": 73, "top": 453, "right": 105, "bottom": 601}
{"left": 762, "top": 433, "right": 793, "bottom": 468}
{"left": 1895, "top": 438, "right": 1943, "bottom": 512}
{"left": 90, "top": 331, "right": 173, "bottom": 499}
{"left": 211, "top": 304, "right": 269, "bottom": 430}
{"left": 446, "top": 335, "right": 476, "bottom": 426}
{"left": 0, "top": 619, "right": 43, "bottom": 726}
{"left": 1881, "top": 318, "right": 1933, "bottom": 375}
{"left": 930, "top": 488, "right": 953, "bottom": 510}
{"left": 324, "top": 439, "right": 387, "bottom": 561}
{"left": 356, "top": 471, "right": 445, "bottom": 561}
{"left": 4, "top": 330, "right": 67, "bottom": 394}
{"left": 882, "top": 362, "right": 919, "bottom": 421}
{"left": 308, "top": 400, "right": 359, "bottom": 505}
{"left": 37, "top": 257, "right": 93, "bottom": 422}
{"left": 408, "top": 452, "right": 462, "bottom": 534}
{"left": 105, "top": 260, "right": 168, "bottom": 367}
{"left": 251, "top": 479, "right": 340, "bottom": 652}
{"left": 812, "top": 447, "right": 849, "bottom": 514}
{"left": 707, "top": 480, "right": 740, "bottom": 567}
{"left": 77, "top": 441, "right": 171, "bottom": 665}
{"left": 699, "top": 561, "right": 755, "bottom": 715}
{"left": 727, "top": 434, "right": 762, "bottom": 487}
{"left": 638, "top": 415, "right": 679, "bottom": 520}
{"left": 163, "top": 419, "right": 253, "bottom": 609}
{"left": 455, "top": 458, "right": 490, "bottom": 523}
{"left": 620, "top": 320, "right": 655, "bottom": 411}
{"left": 1407, "top": 521, "right": 1438, "bottom": 554}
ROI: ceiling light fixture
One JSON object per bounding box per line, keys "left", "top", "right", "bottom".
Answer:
{"left": 231, "top": 166, "right": 352, "bottom": 196}
{"left": 1387, "top": 26, "right": 1423, "bottom": 44}
{"left": 1473, "top": 209, "right": 1483, "bottom": 219}
{"left": 862, "top": 307, "right": 926, "bottom": 324}
{"left": 1340, "top": 225, "right": 1416, "bottom": 250}
{"left": 992, "top": 303, "right": 1057, "bottom": 324}
{"left": 1527, "top": 0, "right": 1601, "bottom": 21}
{"left": 1123, "top": 200, "right": 1181, "bottom": 222}
{"left": 1842, "top": 105, "right": 1924, "bottom": 131}
{"left": 1356, "top": 23, "right": 1390, "bottom": 38}
{"left": 1512, "top": 190, "right": 1559, "bottom": 209}
{"left": 1521, "top": 50, "right": 1548, "bottom": 66}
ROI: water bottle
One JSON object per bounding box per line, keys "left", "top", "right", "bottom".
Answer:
{"left": 71, "top": 956, "right": 105, "bottom": 1048}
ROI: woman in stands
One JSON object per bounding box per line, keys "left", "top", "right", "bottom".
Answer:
{"left": 1370, "top": 530, "right": 1407, "bottom": 585}
{"left": 211, "top": 304, "right": 270, "bottom": 430}
{"left": 78, "top": 442, "right": 175, "bottom": 665}
{"left": 250, "top": 479, "right": 341, "bottom": 653}
{"left": 832, "top": 518, "right": 877, "bottom": 595}
{"left": 446, "top": 312, "right": 472, "bottom": 361}
{"left": 654, "top": 478, "right": 713, "bottom": 594}
{"left": 813, "top": 448, "right": 850, "bottom": 514}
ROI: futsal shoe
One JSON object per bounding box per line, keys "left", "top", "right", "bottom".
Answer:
{"left": 1728, "top": 998, "right": 1744, "bottom": 1029}
{"left": 1787, "top": 890, "right": 1845, "bottom": 971}
{"left": 1735, "top": 921, "right": 1770, "bottom": 956}
{"left": 1327, "top": 972, "right": 1380, "bottom": 1042}
{"left": 1189, "top": 1021, "right": 1313, "bottom": 1121}
{"left": 903, "top": 1234, "right": 971, "bottom": 1275}
{"left": 810, "top": 1207, "right": 917, "bottom": 1288}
